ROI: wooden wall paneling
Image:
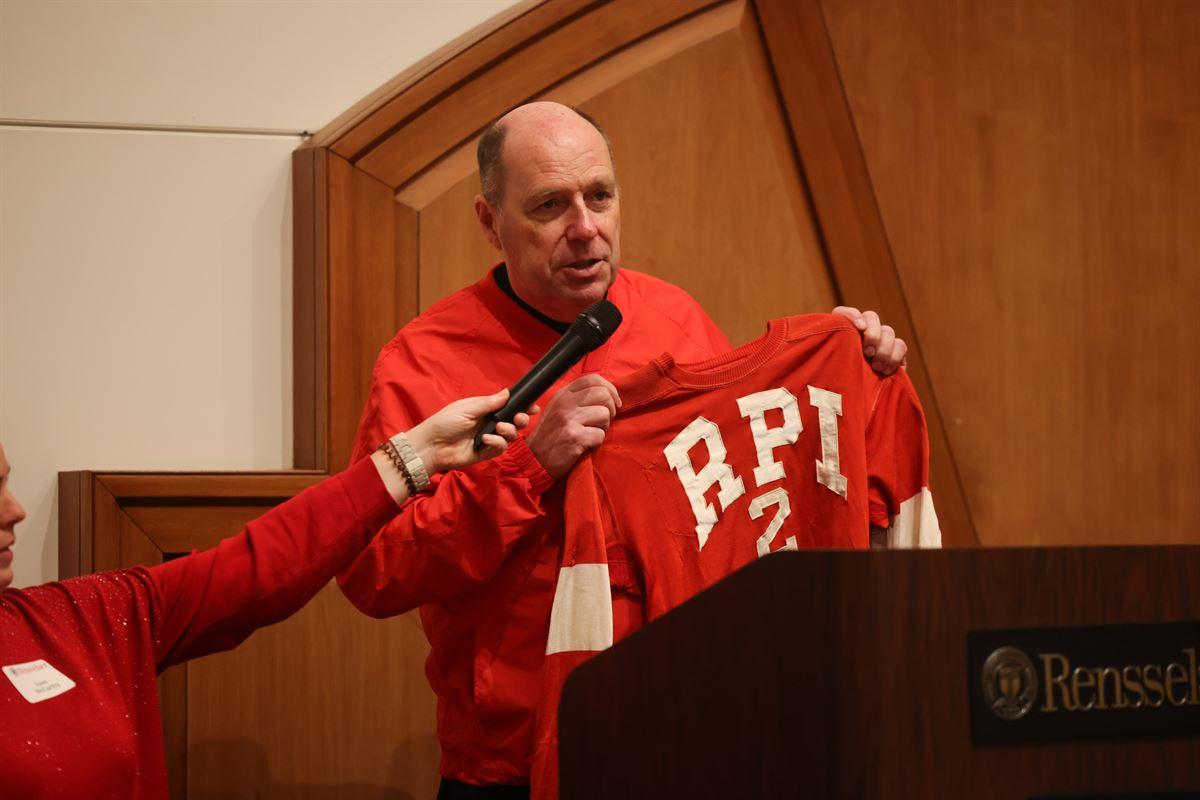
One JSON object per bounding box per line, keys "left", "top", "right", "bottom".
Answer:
{"left": 356, "top": 0, "right": 718, "bottom": 188}
{"left": 292, "top": 147, "right": 325, "bottom": 470}
{"left": 415, "top": 176, "right": 499, "bottom": 311}
{"left": 99, "top": 472, "right": 324, "bottom": 499}
{"left": 186, "top": 586, "right": 439, "bottom": 799}
{"left": 159, "top": 665, "right": 187, "bottom": 800}
{"left": 103, "top": 473, "right": 325, "bottom": 553}
{"left": 91, "top": 478, "right": 126, "bottom": 573}
{"left": 313, "top": 150, "right": 331, "bottom": 470}
{"left": 395, "top": 199, "right": 420, "bottom": 326}
{"left": 118, "top": 511, "right": 162, "bottom": 570}
{"left": 56, "top": 471, "right": 86, "bottom": 579}
{"left": 575, "top": 4, "right": 836, "bottom": 345}
{"left": 325, "top": 153, "right": 418, "bottom": 469}
{"left": 123, "top": 505, "right": 291, "bottom": 553}
{"left": 752, "top": 0, "right": 977, "bottom": 545}
{"left": 818, "top": 0, "right": 1200, "bottom": 546}
{"left": 542, "top": 0, "right": 745, "bottom": 108}
{"left": 733, "top": 2, "right": 836, "bottom": 297}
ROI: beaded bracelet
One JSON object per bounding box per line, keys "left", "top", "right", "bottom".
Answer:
{"left": 378, "top": 432, "right": 430, "bottom": 494}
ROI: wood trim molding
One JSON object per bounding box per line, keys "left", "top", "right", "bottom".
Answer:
{"left": 97, "top": 472, "right": 324, "bottom": 500}
{"left": 292, "top": 148, "right": 325, "bottom": 470}
{"left": 57, "top": 471, "right": 322, "bottom": 568}
{"left": 752, "top": 0, "right": 978, "bottom": 546}
{"left": 57, "top": 471, "right": 87, "bottom": 579}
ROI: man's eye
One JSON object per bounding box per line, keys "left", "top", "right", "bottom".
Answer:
{"left": 538, "top": 199, "right": 558, "bottom": 211}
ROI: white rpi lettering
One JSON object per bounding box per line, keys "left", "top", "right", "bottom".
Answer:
{"left": 666, "top": 385, "right": 846, "bottom": 552}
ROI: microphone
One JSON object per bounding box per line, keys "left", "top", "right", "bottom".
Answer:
{"left": 474, "top": 299, "right": 623, "bottom": 450}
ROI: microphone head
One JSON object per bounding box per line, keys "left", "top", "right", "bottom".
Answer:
{"left": 571, "top": 299, "right": 623, "bottom": 350}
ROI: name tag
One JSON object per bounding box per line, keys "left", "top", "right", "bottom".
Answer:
{"left": 3, "top": 659, "right": 76, "bottom": 704}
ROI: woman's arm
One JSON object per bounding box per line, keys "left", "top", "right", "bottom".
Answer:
{"left": 149, "top": 389, "right": 531, "bottom": 669}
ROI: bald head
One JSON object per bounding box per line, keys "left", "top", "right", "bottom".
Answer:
{"left": 477, "top": 102, "right": 614, "bottom": 207}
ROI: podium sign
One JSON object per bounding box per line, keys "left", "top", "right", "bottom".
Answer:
{"left": 970, "top": 621, "right": 1200, "bottom": 744}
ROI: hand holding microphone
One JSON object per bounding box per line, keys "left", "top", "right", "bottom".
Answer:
{"left": 473, "top": 300, "right": 623, "bottom": 477}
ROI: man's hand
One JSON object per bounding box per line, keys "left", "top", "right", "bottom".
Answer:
{"left": 527, "top": 374, "right": 621, "bottom": 480}
{"left": 408, "top": 388, "right": 536, "bottom": 474}
{"left": 832, "top": 306, "right": 908, "bottom": 376}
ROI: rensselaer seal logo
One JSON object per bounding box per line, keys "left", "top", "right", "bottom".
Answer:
{"left": 981, "top": 646, "right": 1038, "bottom": 721}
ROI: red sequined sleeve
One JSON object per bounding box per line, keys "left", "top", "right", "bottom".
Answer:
{"left": 147, "top": 457, "right": 399, "bottom": 669}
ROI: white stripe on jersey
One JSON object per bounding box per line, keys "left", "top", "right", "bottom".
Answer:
{"left": 546, "top": 564, "right": 613, "bottom": 655}
{"left": 887, "top": 488, "right": 941, "bottom": 548}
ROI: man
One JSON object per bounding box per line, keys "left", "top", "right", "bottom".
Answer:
{"left": 337, "top": 102, "right": 907, "bottom": 798}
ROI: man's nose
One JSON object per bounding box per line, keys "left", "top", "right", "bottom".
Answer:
{"left": 564, "top": 199, "right": 598, "bottom": 240}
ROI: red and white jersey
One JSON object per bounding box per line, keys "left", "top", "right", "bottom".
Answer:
{"left": 531, "top": 314, "right": 940, "bottom": 799}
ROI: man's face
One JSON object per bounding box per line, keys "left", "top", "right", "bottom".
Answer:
{"left": 0, "top": 444, "right": 26, "bottom": 592}
{"left": 479, "top": 111, "right": 621, "bottom": 322}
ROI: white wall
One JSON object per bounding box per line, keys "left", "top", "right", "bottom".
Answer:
{"left": 0, "top": 0, "right": 518, "bottom": 587}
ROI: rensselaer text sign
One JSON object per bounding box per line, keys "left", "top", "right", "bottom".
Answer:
{"left": 968, "top": 621, "right": 1200, "bottom": 744}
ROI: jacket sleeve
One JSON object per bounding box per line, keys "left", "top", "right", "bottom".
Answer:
{"left": 149, "top": 456, "right": 400, "bottom": 670}
{"left": 865, "top": 368, "right": 942, "bottom": 548}
{"left": 336, "top": 347, "right": 557, "bottom": 617}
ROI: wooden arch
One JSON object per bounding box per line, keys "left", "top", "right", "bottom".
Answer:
{"left": 292, "top": 0, "right": 975, "bottom": 544}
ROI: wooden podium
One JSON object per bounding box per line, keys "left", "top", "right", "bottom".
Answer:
{"left": 558, "top": 548, "right": 1200, "bottom": 798}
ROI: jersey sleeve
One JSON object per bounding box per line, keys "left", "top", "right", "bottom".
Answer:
{"left": 149, "top": 456, "right": 400, "bottom": 669}
{"left": 532, "top": 455, "right": 639, "bottom": 800}
{"left": 864, "top": 368, "right": 942, "bottom": 548}
{"left": 336, "top": 344, "right": 556, "bottom": 617}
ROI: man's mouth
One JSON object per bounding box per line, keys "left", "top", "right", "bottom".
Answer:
{"left": 560, "top": 258, "right": 605, "bottom": 271}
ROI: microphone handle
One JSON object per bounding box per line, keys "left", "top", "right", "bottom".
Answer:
{"left": 472, "top": 335, "right": 589, "bottom": 450}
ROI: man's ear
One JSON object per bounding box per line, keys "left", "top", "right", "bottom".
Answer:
{"left": 474, "top": 195, "right": 503, "bottom": 251}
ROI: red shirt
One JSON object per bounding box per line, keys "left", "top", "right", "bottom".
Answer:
{"left": 532, "top": 314, "right": 941, "bottom": 798}
{"left": 337, "top": 267, "right": 730, "bottom": 785}
{"left": 0, "top": 457, "right": 398, "bottom": 799}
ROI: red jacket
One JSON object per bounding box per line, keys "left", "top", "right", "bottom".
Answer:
{"left": 0, "top": 457, "right": 399, "bottom": 799}
{"left": 337, "top": 267, "right": 730, "bottom": 785}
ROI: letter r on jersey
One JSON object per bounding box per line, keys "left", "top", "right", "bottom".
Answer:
{"left": 663, "top": 417, "right": 746, "bottom": 550}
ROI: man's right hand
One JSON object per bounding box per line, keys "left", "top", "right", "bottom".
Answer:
{"left": 527, "top": 374, "right": 621, "bottom": 479}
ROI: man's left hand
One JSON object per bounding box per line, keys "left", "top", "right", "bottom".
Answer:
{"left": 832, "top": 306, "right": 908, "bottom": 376}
